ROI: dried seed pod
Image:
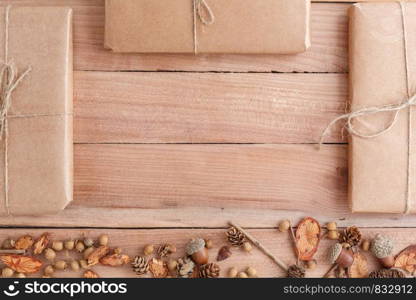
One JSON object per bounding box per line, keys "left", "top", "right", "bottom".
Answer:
{"left": 75, "top": 241, "right": 85, "bottom": 253}
{"left": 369, "top": 268, "right": 406, "bottom": 278}
{"left": 157, "top": 244, "right": 177, "bottom": 258}
{"left": 328, "top": 243, "right": 354, "bottom": 269}
{"left": 44, "top": 265, "right": 54, "bottom": 275}
{"left": 0, "top": 255, "right": 43, "bottom": 274}
{"left": 176, "top": 257, "right": 196, "bottom": 278}
{"left": 371, "top": 234, "right": 394, "bottom": 268}
{"left": 287, "top": 265, "right": 306, "bottom": 278}
{"left": 52, "top": 241, "right": 64, "bottom": 252}
{"left": 44, "top": 248, "right": 56, "bottom": 261}
{"left": 15, "top": 235, "right": 34, "bottom": 250}
{"left": 70, "top": 260, "right": 80, "bottom": 272}
{"left": 84, "top": 270, "right": 99, "bottom": 278}
{"left": 143, "top": 244, "right": 154, "bottom": 256}
{"left": 204, "top": 239, "right": 213, "bottom": 249}
{"left": 84, "top": 238, "right": 94, "bottom": 248}
{"left": 2, "top": 267, "right": 14, "bottom": 278}
{"left": 186, "top": 238, "right": 208, "bottom": 265}
{"left": 149, "top": 258, "right": 169, "bottom": 278}
{"left": 98, "top": 235, "right": 109, "bottom": 246}
{"left": 217, "top": 246, "right": 232, "bottom": 261}
{"left": 132, "top": 256, "right": 149, "bottom": 276}
{"left": 394, "top": 245, "right": 416, "bottom": 274}
{"left": 228, "top": 267, "right": 238, "bottom": 278}
{"left": 33, "top": 233, "right": 49, "bottom": 255}
{"left": 100, "top": 254, "right": 130, "bottom": 267}
{"left": 246, "top": 267, "right": 257, "bottom": 278}
{"left": 54, "top": 260, "right": 67, "bottom": 270}
{"left": 64, "top": 240, "right": 75, "bottom": 251}
{"left": 226, "top": 227, "right": 246, "bottom": 247}
{"left": 87, "top": 246, "right": 110, "bottom": 266}
{"left": 2, "top": 238, "right": 15, "bottom": 249}
{"left": 295, "top": 217, "right": 321, "bottom": 261}
{"left": 278, "top": 220, "right": 291, "bottom": 232}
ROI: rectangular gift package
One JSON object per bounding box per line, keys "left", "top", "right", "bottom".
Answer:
{"left": 0, "top": 6, "right": 73, "bottom": 216}
{"left": 104, "top": 0, "right": 311, "bottom": 54}
{"left": 349, "top": 3, "right": 416, "bottom": 213}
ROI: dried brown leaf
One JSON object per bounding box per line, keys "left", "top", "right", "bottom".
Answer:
{"left": 100, "top": 253, "right": 130, "bottom": 267}
{"left": 83, "top": 270, "right": 99, "bottom": 278}
{"left": 149, "top": 258, "right": 169, "bottom": 278}
{"left": 0, "top": 255, "right": 42, "bottom": 274}
{"left": 87, "top": 246, "right": 110, "bottom": 267}
{"left": 348, "top": 252, "right": 369, "bottom": 278}
{"left": 33, "top": 233, "right": 49, "bottom": 255}
{"left": 15, "top": 235, "right": 34, "bottom": 250}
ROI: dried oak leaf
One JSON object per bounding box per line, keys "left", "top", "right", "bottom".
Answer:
{"left": 15, "top": 235, "right": 34, "bottom": 250}
{"left": 394, "top": 245, "right": 416, "bottom": 275}
{"left": 295, "top": 217, "right": 321, "bottom": 261}
{"left": 0, "top": 255, "right": 42, "bottom": 274}
{"left": 149, "top": 258, "right": 169, "bottom": 278}
{"left": 33, "top": 233, "right": 50, "bottom": 255}
{"left": 100, "top": 253, "right": 130, "bottom": 267}
{"left": 348, "top": 252, "right": 369, "bottom": 278}
{"left": 84, "top": 270, "right": 99, "bottom": 278}
{"left": 87, "top": 246, "right": 110, "bottom": 267}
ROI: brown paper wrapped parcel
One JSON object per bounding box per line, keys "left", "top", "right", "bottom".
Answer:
{"left": 348, "top": 3, "right": 416, "bottom": 213}
{"left": 105, "top": 0, "right": 311, "bottom": 54}
{"left": 0, "top": 7, "right": 73, "bottom": 216}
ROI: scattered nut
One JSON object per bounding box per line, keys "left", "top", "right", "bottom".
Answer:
{"left": 98, "top": 235, "right": 109, "bottom": 246}
{"left": 328, "top": 230, "right": 339, "bottom": 240}
{"left": 2, "top": 267, "right": 14, "bottom": 278}
{"left": 204, "top": 239, "right": 214, "bottom": 249}
{"left": 44, "top": 265, "right": 55, "bottom": 275}
{"left": 228, "top": 267, "right": 238, "bottom": 278}
{"left": 64, "top": 240, "right": 75, "bottom": 251}
{"left": 16, "top": 273, "right": 26, "bottom": 278}
{"left": 83, "top": 247, "right": 95, "bottom": 260}
{"left": 79, "top": 260, "right": 88, "bottom": 269}
{"left": 243, "top": 242, "right": 253, "bottom": 253}
{"left": 70, "top": 260, "right": 80, "bottom": 272}
{"left": 44, "top": 248, "right": 56, "bottom": 261}
{"left": 278, "top": 220, "right": 291, "bottom": 232}
{"left": 52, "top": 241, "right": 64, "bottom": 252}
{"left": 361, "top": 239, "right": 370, "bottom": 252}
{"left": 143, "top": 244, "right": 154, "bottom": 256}
{"left": 167, "top": 260, "right": 178, "bottom": 272}
{"left": 75, "top": 241, "right": 85, "bottom": 253}
{"left": 2, "top": 238, "right": 15, "bottom": 249}
{"left": 54, "top": 260, "right": 67, "bottom": 270}
{"left": 327, "top": 222, "right": 337, "bottom": 231}
{"left": 237, "top": 272, "right": 248, "bottom": 278}
{"left": 246, "top": 267, "right": 257, "bottom": 278}
{"left": 84, "top": 238, "right": 94, "bottom": 248}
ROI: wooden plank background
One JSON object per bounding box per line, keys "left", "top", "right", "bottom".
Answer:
{"left": 1, "top": 0, "right": 416, "bottom": 278}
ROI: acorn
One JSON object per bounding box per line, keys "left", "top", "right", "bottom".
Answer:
{"left": 185, "top": 238, "right": 209, "bottom": 265}
{"left": 328, "top": 243, "right": 354, "bottom": 269}
{"left": 371, "top": 234, "right": 394, "bottom": 268}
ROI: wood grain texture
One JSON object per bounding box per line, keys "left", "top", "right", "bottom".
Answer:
{"left": 1, "top": 0, "right": 349, "bottom": 73}
{"left": 74, "top": 72, "right": 347, "bottom": 144}
{"left": 0, "top": 228, "right": 413, "bottom": 278}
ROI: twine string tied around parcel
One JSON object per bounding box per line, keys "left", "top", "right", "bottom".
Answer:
{"left": 319, "top": 2, "right": 413, "bottom": 214}
{"left": 193, "top": 0, "right": 215, "bottom": 54}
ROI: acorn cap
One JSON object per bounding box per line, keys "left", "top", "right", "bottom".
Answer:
{"left": 185, "top": 238, "right": 206, "bottom": 255}
{"left": 371, "top": 234, "right": 394, "bottom": 259}
{"left": 328, "top": 243, "right": 343, "bottom": 264}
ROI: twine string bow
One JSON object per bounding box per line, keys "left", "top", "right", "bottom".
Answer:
{"left": 193, "top": 0, "right": 215, "bottom": 54}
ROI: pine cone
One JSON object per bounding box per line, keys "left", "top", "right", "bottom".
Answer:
{"left": 369, "top": 269, "right": 405, "bottom": 278}
{"left": 226, "top": 227, "right": 246, "bottom": 247}
{"left": 339, "top": 226, "right": 362, "bottom": 247}
{"left": 132, "top": 256, "right": 149, "bottom": 275}
{"left": 177, "top": 257, "right": 196, "bottom": 278}
{"left": 157, "top": 243, "right": 176, "bottom": 258}
{"left": 287, "top": 265, "right": 305, "bottom": 278}
{"left": 199, "top": 263, "right": 220, "bottom": 278}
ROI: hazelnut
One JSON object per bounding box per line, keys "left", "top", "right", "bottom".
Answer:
{"left": 326, "top": 222, "right": 337, "bottom": 231}
{"left": 243, "top": 242, "right": 253, "bottom": 253}
{"left": 278, "top": 220, "right": 291, "bottom": 232}
{"left": 52, "top": 241, "right": 64, "bottom": 252}
{"left": 228, "top": 267, "right": 238, "bottom": 278}
{"left": 70, "top": 260, "right": 80, "bottom": 272}
{"left": 204, "top": 239, "right": 214, "bottom": 249}
{"left": 237, "top": 272, "right": 248, "bottom": 278}
{"left": 64, "top": 240, "right": 75, "bottom": 251}
{"left": 361, "top": 239, "right": 370, "bottom": 252}
{"left": 2, "top": 267, "right": 13, "bottom": 278}
{"left": 54, "top": 260, "right": 67, "bottom": 270}
{"left": 44, "top": 248, "right": 56, "bottom": 261}
{"left": 98, "top": 235, "right": 109, "bottom": 246}
{"left": 16, "top": 273, "right": 26, "bottom": 278}
{"left": 83, "top": 247, "right": 95, "bottom": 259}
{"left": 44, "top": 265, "right": 55, "bottom": 275}
{"left": 186, "top": 238, "right": 209, "bottom": 265}
{"left": 75, "top": 241, "right": 85, "bottom": 253}
{"left": 167, "top": 260, "right": 178, "bottom": 272}
{"left": 143, "top": 244, "right": 154, "bottom": 256}
{"left": 84, "top": 238, "right": 94, "bottom": 248}
{"left": 246, "top": 267, "right": 257, "bottom": 278}
{"left": 306, "top": 260, "right": 317, "bottom": 270}
{"left": 79, "top": 260, "right": 88, "bottom": 269}
{"left": 328, "top": 230, "right": 339, "bottom": 240}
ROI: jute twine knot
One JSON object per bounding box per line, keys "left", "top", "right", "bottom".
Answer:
{"left": 193, "top": 0, "right": 215, "bottom": 54}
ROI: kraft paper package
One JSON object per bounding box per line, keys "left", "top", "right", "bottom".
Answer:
{"left": 0, "top": 6, "right": 73, "bottom": 216}
{"left": 105, "top": 0, "right": 311, "bottom": 54}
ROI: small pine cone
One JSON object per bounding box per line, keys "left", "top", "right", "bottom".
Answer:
{"left": 157, "top": 244, "right": 176, "bottom": 258}
{"left": 132, "top": 256, "right": 149, "bottom": 275}
{"left": 199, "top": 263, "right": 220, "bottom": 278}
{"left": 339, "top": 226, "right": 362, "bottom": 247}
{"left": 177, "top": 257, "right": 195, "bottom": 278}
{"left": 287, "top": 265, "right": 305, "bottom": 278}
{"left": 226, "top": 227, "right": 246, "bottom": 247}
{"left": 369, "top": 269, "right": 406, "bottom": 278}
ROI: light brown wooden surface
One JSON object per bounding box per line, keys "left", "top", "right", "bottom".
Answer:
{"left": 0, "top": 228, "right": 412, "bottom": 278}
{"left": 1, "top": 0, "right": 416, "bottom": 278}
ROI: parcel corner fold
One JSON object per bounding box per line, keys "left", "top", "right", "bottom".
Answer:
{"left": 349, "top": 2, "right": 416, "bottom": 214}
{"left": 104, "top": 0, "right": 311, "bottom": 54}
{"left": 0, "top": 6, "right": 73, "bottom": 216}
